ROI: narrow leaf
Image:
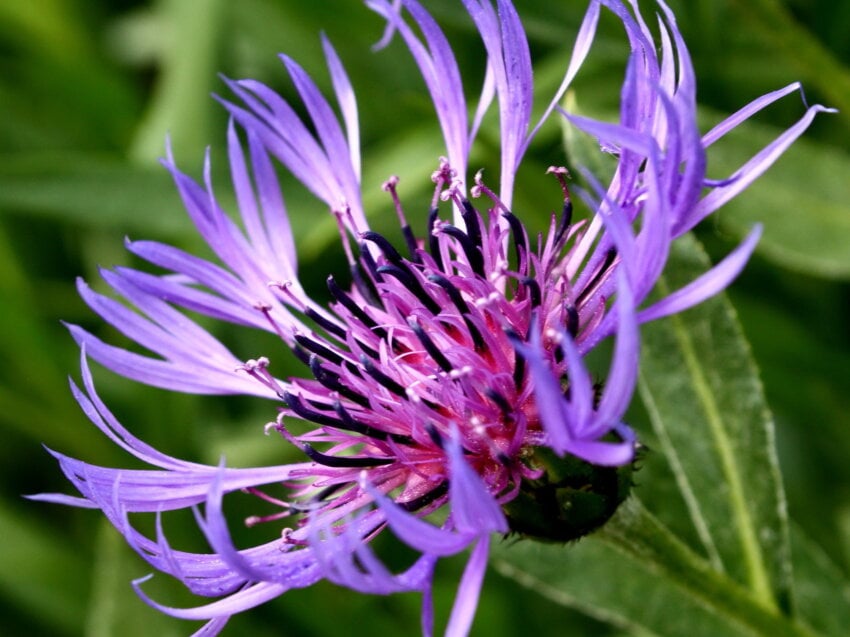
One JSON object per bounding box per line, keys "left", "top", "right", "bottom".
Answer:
{"left": 789, "top": 525, "right": 850, "bottom": 637}
{"left": 637, "top": 233, "right": 793, "bottom": 612}
{"left": 492, "top": 499, "right": 817, "bottom": 637}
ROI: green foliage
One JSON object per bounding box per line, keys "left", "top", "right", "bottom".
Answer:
{"left": 0, "top": 1, "right": 847, "bottom": 636}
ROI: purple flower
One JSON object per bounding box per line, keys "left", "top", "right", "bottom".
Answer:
{"left": 32, "top": 1, "right": 830, "bottom": 635}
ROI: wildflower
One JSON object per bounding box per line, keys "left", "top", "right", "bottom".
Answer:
{"left": 32, "top": 0, "right": 830, "bottom": 635}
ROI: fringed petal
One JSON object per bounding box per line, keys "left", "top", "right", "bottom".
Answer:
{"left": 445, "top": 536, "right": 491, "bottom": 637}
{"left": 638, "top": 225, "right": 763, "bottom": 324}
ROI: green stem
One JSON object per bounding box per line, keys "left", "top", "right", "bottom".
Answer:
{"left": 597, "top": 498, "right": 818, "bottom": 637}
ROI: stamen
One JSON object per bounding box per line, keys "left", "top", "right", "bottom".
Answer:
{"left": 280, "top": 527, "right": 309, "bottom": 547}
{"left": 291, "top": 344, "right": 312, "bottom": 367}
{"left": 502, "top": 210, "right": 530, "bottom": 271}
{"left": 441, "top": 183, "right": 484, "bottom": 251}
{"left": 293, "top": 333, "right": 346, "bottom": 366}
{"left": 357, "top": 241, "right": 385, "bottom": 285}
{"left": 237, "top": 357, "right": 285, "bottom": 398}
{"left": 333, "top": 207, "right": 358, "bottom": 267}
{"left": 430, "top": 157, "right": 455, "bottom": 209}
{"left": 520, "top": 277, "right": 542, "bottom": 308}
{"left": 426, "top": 273, "right": 469, "bottom": 314}
{"left": 448, "top": 365, "right": 472, "bottom": 380}
{"left": 283, "top": 391, "right": 351, "bottom": 429}
{"left": 576, "top": 247, "right": 618, "bottom": 307}
{"left": 275, "top": 419, "right": 395, "bottom": 468}
{"left": 458, "top": 198, "right": 483, "bottom": 251}
{"left": 245, "top": 510, "right": 292, "bottom": 527}
{"left": 427, "top": 207, "right": 444, "bottom": 271}
{"left": 350, "top": 260, "right": 382, "bottom": 307}
{"left": 593, "top": 379, "right": 605, "bottom": 409}
{"left": 513, "top": 350, "right": 526, "bottom": 388}
{"left": 268, "top": 280, "right": 301, "bottom": 307}
{"left": 243, "top": 485, "right": 293, "bottom": 508}
{"left": 382, "top": 175, "right": 419, "bottom": 261}
{"left": 565, "top": 303, "right": 580, "bottom": 338}
{"left": 471, "top": 170, "right": 511, "bottom": 215}
{"left": 409, "top": 317, "right": 453, "bottom": 373}
{"left": 359, "top": 355, "right": 408, "bottom": 398}
{"left": 505, "top": 328, "right": 527, "bottom": 388}
{"left": 427, "top": 273, "right": 485, "bottom": 350}
{"left": 399, "top": 481, "right": 449, "bottom": 512}
{"left": 485, "top": 388, "right": 513, "bottom": 417}
{"left": 309, "top": 355, "right": 370, "bottom": 407}
{"left": 332, "top": 401, "right": 413, "bottom": 445}
{"left": 425, "top": 421, "right": 444, "bottom": 449}
{"left": 361, "top": 230, "right": 405, "bottom": 266}
{"left": 304, "top": 307, "right": 347, "bottom": 340}
{"left": 327, "top": 275, "right": 388, "bottom": 339}
{"left": 375, "top": 265, "right": 441, "bottom": 314}
{"left": 300, "top": 443, "right": 395, "bottom": 468}
{"left": 547, "top": 166, "right": 573, "bottom": 247}
{"left": 254, "top": 302, "right": 289, "bottom": 342}
{"left": 436, "top": 223, "right": 485, "bottom": 276}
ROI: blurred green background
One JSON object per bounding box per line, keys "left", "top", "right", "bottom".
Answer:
{"left": 0, "top": 0, "right": 848, "bottom": 635}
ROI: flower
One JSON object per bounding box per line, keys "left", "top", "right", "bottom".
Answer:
{"left": 32, "top": 1, "right": 830, "bottom": 635}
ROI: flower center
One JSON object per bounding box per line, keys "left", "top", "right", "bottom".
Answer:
{"left": 248, "top": 162, "right": 630, "bottom": 538}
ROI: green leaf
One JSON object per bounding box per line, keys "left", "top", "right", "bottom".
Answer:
{"left": 492, "top": 499, "right": 816, "bottom": 637}
{"left": 637, "top": 233, "right": 793, "bottom": 612}
{"left": 789, "top": 524, "right": 850, "bottom": 637}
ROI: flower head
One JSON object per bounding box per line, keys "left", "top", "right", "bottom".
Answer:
{"left": 33, "top": 1, "right": 830, "bottom": 635}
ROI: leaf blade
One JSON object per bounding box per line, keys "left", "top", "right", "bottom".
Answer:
{"left": 637, "top": 233, "right": 793, "bottom": 611}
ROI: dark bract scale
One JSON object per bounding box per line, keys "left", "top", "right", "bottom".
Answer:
{"left": 503, "top": 446, "right": 637, "bottom": 543}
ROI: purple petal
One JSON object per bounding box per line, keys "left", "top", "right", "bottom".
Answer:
{"left": 687, "top": 104, "right": 835, "bottom": 232}
{"left": 322, "top": 34, "right": 361, "bottom": 181}
{"left": 564, "top": 437, "right": 635, "bottom": 466}
{"left": 191, "top": 616, "right": 230, "bottom": 637}
{"left": 367, "top": 0, "right": 469, "bottom": 178}
{"left": 133, "top": 579, "right": 288, "bottom": 621}
{"left": 702, "top": 82, "right": 806, "bottom": 148}
{"left": 446, "top": 433, "right": 508, "bottom": 534}
{"left": 515, "top": 329, "right": 573, "bottom": 454}
{"left": 526, "top": 0, "right": 600, "bottom": 148}
{"left": 638, "top": 225, "right": 762, "bottom": 323}
{"left": 594, "top": 271, "right": 639, "bottom": 433}
{"left": 445, "top": 536, "right": 491, "bottom": 637}
{"left": 366, "top": 481, "right": 475, "bottom": 556}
